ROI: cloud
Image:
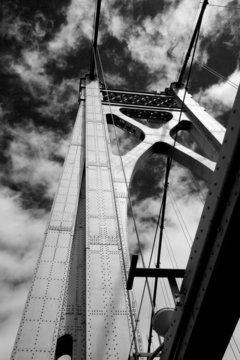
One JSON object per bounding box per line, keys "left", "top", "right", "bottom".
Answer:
{"left": 0, "top": 288, "right": 29, "bottom": 360}
{"left": 1, "top": 5, "right": 54, "bottom": 50}
{"left": 48, "top": 0, "right": 95, "bottom": 55}
{"left": 6, "top": 123, "right": 68, "bottom": 200}
{"left": 0, "top": 187, "right": 47, "bottom": 359}
{"left": 9, "top": 47, "right": 78, "bottom": 112}
{"left": 11, "top": 50, "right": 51, "bottom": 98}
{"left": 99, "top": 0, "right": 239, "bottom": 90}
{"left": 104, "top": 72, "right": 127, "bottom": 87}
{"left": 0, "top": 187, "right": 47, "bottom": 255}
{"left": 37, "top": 77, "right": 79, "bottom": 121}
{"left": 195, "top": 67, "right": 240, "bottom": 119}
{"left": 201, "top": 0, "right": 239, "bottom": 41}
{"left": 1, "top": 3, "right": 79, "bottom": 125}
{"left": 100, "top": 0, "right": 200, "bottom": 87}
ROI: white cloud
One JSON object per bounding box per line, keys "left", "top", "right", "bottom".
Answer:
{"left": 200, "top": 0, "right": 237, "bottom": 39}
{"left": 48, "top": 0, "right": 95, "bottom": 54}
{"left": 0, "top": 288, "right": 29, "bottom": 360}
{"left": 37, "top": 77, "right": 78, "bottom": 118}
{"left": 195, "top": 67, "right": 240, "bottom": 118}
{"left": 11, "top": 49, "right": 51, "bottom": 98}
{"left": 104, "top": 0, "right": 201, "bottom": 87}
{"left": 10, "top": 47, "right": 79, "bottom": 117}
{"left": 203, "top": 69, "right": 239, "bottom": 107}
{"left": 0, "top": 188, "right": 46, "bottom": 252}
{"left": 0, "top": 187, "right": 47, "bottom": 359}
{"left": 7, "top": 124, "right": 68, "bottom": 198}
{"left": 100, "top": 0, "right": 239, "bottom": 89}
{"left": 104, "top": 72, "right": 126, "bottom": 87}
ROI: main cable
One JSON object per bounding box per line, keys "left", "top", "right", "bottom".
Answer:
{"left": 196, "top": 61, "right": 239, "bottom": 89}
{"left": 207, "top": 3, "right": 240, "bottom": 9}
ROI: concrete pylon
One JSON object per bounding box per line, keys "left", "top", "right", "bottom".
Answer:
{"left": 11, "top": 76, "right": 225, "bottom": 360}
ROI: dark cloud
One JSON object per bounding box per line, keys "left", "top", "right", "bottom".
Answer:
{"left": 130, "top": 153, "right": 166, "bottom": 203}
{"left": 111, "top": 0, "right": 166, "bottom": 22}
{"left": 97, "top": 35, "right": 156, "bottom": 90}
{"left": 0, "top": 0, "right": 70, "bottom": 46}
{"left": 45, "top": 41, "right": 91, "bottom": 81}
{"left": 189, "top": 32, "right": 239, "bottom": 95}
{"left": 0, "top": 0, "right": 81, "bottom": 219}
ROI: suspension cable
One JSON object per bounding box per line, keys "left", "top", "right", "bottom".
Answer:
{"left": 164, "top": 231, "right": 179, "bottom": 269}
{"left": 164, "top": 231, "right": 182, "bottom": 289}
{"left": 230, "top": 341, "right": 238, "bottom": 360}
{"left": 169, "top": 190, "right": 193, "bottom": 248}
{"left": 196, "top": 61, "right": 239, "bottom": 89}
{"left": 207, "top": 3, "right": 240, "bottom": 9}
{"left": 188, "top": 171, "right": 206, "bottom": 204}
{"left": 232, "top": 334, "right": 240, "bottom": 354}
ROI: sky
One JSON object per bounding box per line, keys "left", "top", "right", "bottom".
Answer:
{"left": 0, "top": 0, "right": 240, "bottom": 359}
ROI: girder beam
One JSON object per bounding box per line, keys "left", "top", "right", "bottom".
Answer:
{"left": 127, "top": 255, "right": 185, "bottom": 291}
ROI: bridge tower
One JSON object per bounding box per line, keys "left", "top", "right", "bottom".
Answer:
{"left": 10, "top": 71, "right": 226, "bottom": 360}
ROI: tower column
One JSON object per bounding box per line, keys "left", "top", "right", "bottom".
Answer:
{"left": 84, "top": 78, "right": 137, "bottom": 359}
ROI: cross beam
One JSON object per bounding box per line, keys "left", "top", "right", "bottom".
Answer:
{"left": 127, "top": 254, "right": 185, "bottom": 303}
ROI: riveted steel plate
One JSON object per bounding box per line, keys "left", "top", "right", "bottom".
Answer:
{"left": 85, "top": 79, "right": 139, "bottom": 360}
